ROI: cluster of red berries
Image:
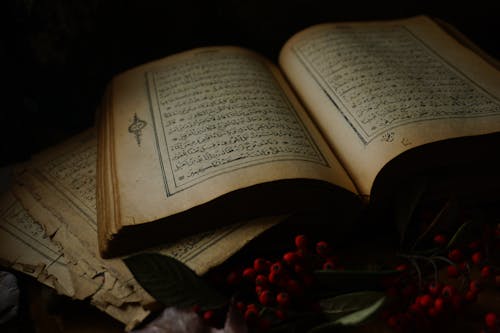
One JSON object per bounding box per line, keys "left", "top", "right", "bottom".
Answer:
{"left": 201, "top": 234, "right": 337, "bottom": 331}
{"left": 196, "top": 220, "right": 500, "bottom": 331}
{"left": 384, "top": 230, "right": 500, "bottom": 332}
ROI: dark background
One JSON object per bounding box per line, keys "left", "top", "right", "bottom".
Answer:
{"left": 1, "top": 0, "right": 499, "bottom": 166}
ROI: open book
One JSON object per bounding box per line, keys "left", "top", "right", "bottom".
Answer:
{"left": 98, "top": 16, "right": 500, "bottom": 258}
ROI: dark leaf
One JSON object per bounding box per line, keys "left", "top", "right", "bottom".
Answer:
{"left": 320, "top": 291, "right": 385, "bottom": 317}
{"left": 124, "top": 253, "right": 227, "bottom": 310}
{"left": 313, "top": 270, "right": 398, "bottom": 297}
{"left": 308, "top": 292, "right": 385, "bottom": 332}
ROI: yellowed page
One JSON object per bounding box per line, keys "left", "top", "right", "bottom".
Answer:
{"left": 0, "top": 192, "right": 75, "bottom": 296}
{"left": 11, "top": 130, "right": 153, "bottom": 329}
{"left": 0, "top": 192, "right": 150, "bottom": 329}
{"left": 107, "top": 46, "right": 357, "bottom": 232}
{"left": 10, "top": 126, "right": 285, "bottom": 327}
{"left": 279, "top": 16, "right": 500, "bottom": 196}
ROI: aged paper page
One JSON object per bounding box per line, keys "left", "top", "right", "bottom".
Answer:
{"left": 0, "top": 192, "right": 150, "bottom": 329}
{"left": 0, "top": 192, "right": 76, "bottom": 296}
{"left": 106, "top": 46, "right": 357, "bottom": 231}
{"left": 11, "top": 127, "right": 285, "bottom": 327}
{"left": 279, "top": 16, "right": 500, "bottom": 196}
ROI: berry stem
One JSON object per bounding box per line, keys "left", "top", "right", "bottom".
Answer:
{"left": 409, "top": 257, "right": 423, "bottom": 290}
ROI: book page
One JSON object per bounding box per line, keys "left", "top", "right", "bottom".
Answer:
{"left": 279, "top": 16, "right": 500, "bottom": 196}
{"left": 107, "top": 46, "right": 357, "bottom": 228}
{"left": 9, "top": 127, "right": 285, "bottom": 327}
{"left": 0, "top": 192, "right": 75, "bottom": 296}
{"left": 0, "top": 191, "right": 150, "bottom": 329}
{"left": 13, "top": 127, "right": 283, "bottom": 272}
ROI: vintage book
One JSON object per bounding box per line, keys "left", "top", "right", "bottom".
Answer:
{"left": 8, "top": 128, "right": 282, "bottom": 330}
{"left": 97, "top": 15, "right": 500, "bottom": 258}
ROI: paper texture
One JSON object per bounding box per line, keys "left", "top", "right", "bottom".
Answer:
{"left": 104, "top": 46, "right": 356, "bottom": 233}
{"left": 279, "top": 16, "right": 500, "bottom": 195}
{"left": 0, "top": 191, "right": 150, "bottom": 328}
{"left": 7, "top": 128, "right": 281, "bottom": 330}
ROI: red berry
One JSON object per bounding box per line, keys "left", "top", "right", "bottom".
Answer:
{"left": 471, "top": 251, "right": 483, "bottom": 265}
{"left": 283, "top": 252, "right": 298, "bottom": 265}
{"left": 395, "top": 264, "right": 409, "bottom": 272}
{"left": 441, "top": 285, "right": 457, "bottom": 298}
{"left": 468, "top": 240, "right": 481, "bottom": 250}
{"left": 236, "top": 301, "right": 246, "bottom": 312}
{"left": 322, "top": 260, "right": 335, "bottom": 270}
{"left": 481, "top": 265, "right": 492, "bottom": 279}
{"left": 254, "top": 258, "right": 269, "bottom": 273}
{"left": 244, "top": 307, "right": 258, "bottom": 324}
{"left": 433, "top": 234, "right": 447, "bottom": 246}
{"left": 434, "top": 297, "right": 444, "bottom": 312}
{"left": 448, "top": 248, "right": 463, "bottom": 262}
{"left": 276, "top": 292, "right": 291, "bottom": 307}
{"left": 447, "top": 265, "right": 460, "bottom": 278}
{"left": 294, "top": 235, "right": 308, "bottom": 249}
{"left": 469, "top": 279, "right": 482, "bottom": 293}
{"left": 464, "top": 289, "right": 477, "bottom": 303}
{"left": 258, "top": 290, "right": 274, "bottom": 306}
{"left": 270, "top": 262, "right": 283, "bottom": 274}
{"left": 203, "top": 310, "right": 215, "bottom": 322}
{"left": 255, "top": 285, "right": 264, "bottom": 296}
{"left": 255, "top": 274, "right": 268, "bottom": 287}
{"left": 485, "top": 312, "right": 497, "bottom": 328}
{"left": 419, "top": 294, "right": 433, "bottom": 308}
{"left": 268, "top": 271, "right": 281, "bottom": 285}
{"left": 275, "top": 309, "right": 286, "bottom": 320}
{"left": 408, "top": 302, "right": 422, "bottom": 313}
{"left": 315, "top": 241, "right": 331, "bottom": 256}
{"left": 295, "top": 248, "right": 310, "bottom": 261}
{"left": 247, "top": 303, "right": 258, "bottom": 311}
{"left": 242, "top": 267, "right": 256, "bottom": 280}
{"left": 428, "top": 307, "right": 440, "bottom": 317}
{"left": 458, "top": 261, "right": 468, "bottom": 272}
{"left": 428, "top": 282, "right": 442, "bottom": 296}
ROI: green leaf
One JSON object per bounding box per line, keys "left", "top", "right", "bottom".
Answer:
{"left": 124, "top": 253, "right": 227, "bottom": 310}
{"left": 333, "top": 294, "right": 385, "bottom": 325}
{"left": 320, "top": 291, "right": 385, "bottom": 317}
{"left": 313, "top": 270, "right": 398, "bottom": 296}
{"left": 307, "top": 292, "right": 386, "bottom": 332}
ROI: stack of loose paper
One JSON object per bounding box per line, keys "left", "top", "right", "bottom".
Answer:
{"left": 0, "top": 128, "right": 281, "bottom": 330}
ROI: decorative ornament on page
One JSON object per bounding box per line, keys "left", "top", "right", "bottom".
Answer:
{"left": 128, "top": 113, "right": 147, "bottom": 146}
